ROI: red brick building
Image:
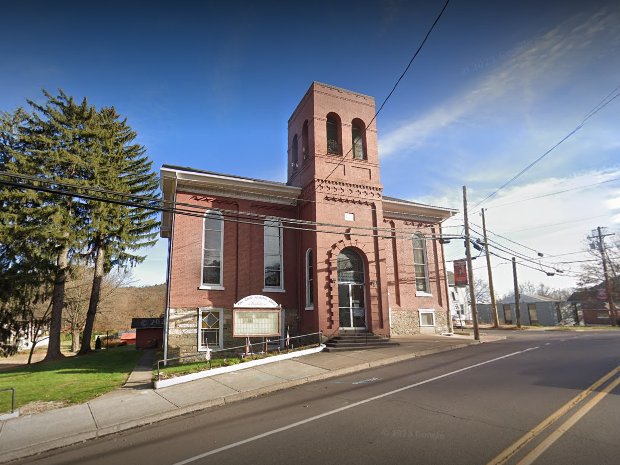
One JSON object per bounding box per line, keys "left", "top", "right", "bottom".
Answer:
{"left": 160, "top": 82, "right": 456, "bottom": 358}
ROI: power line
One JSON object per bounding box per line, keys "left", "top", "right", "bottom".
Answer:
{"left": 470, "top": 220, "right": 544, "bottom": 256}
{"left": 495, "top": 214, "right": 610, "bottom": 234}
{"left": 485, "top": 176, "right": 620, "bottom": 209}
{"left": 311, "top": 0, "right": 452, "bottom": 197}
{"left": 0, "top": 173, "right": 462, "bottom": 242}
{"left": 473, "top": 84, "right": 620, "bottom": 208}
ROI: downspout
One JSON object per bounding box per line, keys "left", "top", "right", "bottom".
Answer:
{"left": 163, "top": 177, "right": 177, "bottom": 366}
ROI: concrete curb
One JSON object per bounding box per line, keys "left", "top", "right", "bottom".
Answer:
{"left": 154, "top": 345, "right": 325, "bottom": 389}
{"left": 0, "top": 341, "right": 480, "bottom": 464}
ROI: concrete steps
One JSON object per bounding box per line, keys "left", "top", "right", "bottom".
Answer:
{"left": 323, "top": 333, "right": 399, "bottom": 352}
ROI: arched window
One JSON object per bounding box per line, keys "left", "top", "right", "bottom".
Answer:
{"left": 306, "top": 249, "right": 314, "bottom": 309}
{"left": 302, "top": 120, "right": 309, "bottom": 160}
{"left": 264, "top": 220, "right": 283, "bottom": 290}
{"left": 291, "top": 134, "right": 299, "bottom": 171}
{"left": 202, "top": 211, "right": 224, "bottom": 287}
{"left": 337, "top": 249, "right": 365, "bottom": 284}
{"left": 326, "top": 113, "right": 341, "bottom": 155}
{"left": 412, "top": 233, "right": 429, "bottom": 293}
{"left": 337, "top": 249, "right": 366, "bottom": 328}
{"left": 352, "top": 119, "right": 366, "bottom": 160}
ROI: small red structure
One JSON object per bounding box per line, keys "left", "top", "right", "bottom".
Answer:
{"left": 131, "top": 318, "right": 164, "bottom": 349}
{"left": 120, "top": 331, "right": 136, "bottom": 345}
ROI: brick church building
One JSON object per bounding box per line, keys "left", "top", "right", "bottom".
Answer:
{"left": 160, "top": 82, "right": 456, "bottom": 358}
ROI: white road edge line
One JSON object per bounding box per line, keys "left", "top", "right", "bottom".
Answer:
{"left": 171, "top": 346, "right": 539, "bottom": 465}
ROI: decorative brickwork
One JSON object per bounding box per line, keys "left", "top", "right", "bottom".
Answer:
{"left": 161, "top": 82, "right": 456, "bottom": 357}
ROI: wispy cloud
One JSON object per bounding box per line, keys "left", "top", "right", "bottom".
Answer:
{"left": 379, "top": 4, "right": 620, "bottom": 160}
{"left": 434, "top": 169, "right": 620, "bottom": 293}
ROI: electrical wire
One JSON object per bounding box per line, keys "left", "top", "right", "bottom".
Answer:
{"left": 0, "top": 174, "right": 463, "bottom": 242}
{"left": 484, "top": 176, "right": 620, "bottom": 209}
{"left": 310, "top": 0, "right": 452, "bottom": 197}
{"left": 473, "top": 84, "right": 620, "bottom": 209}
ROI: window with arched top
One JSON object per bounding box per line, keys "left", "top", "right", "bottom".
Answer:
{"left": 326, "top": 113, "right": 341, "bottom": 155}
{"left": 352, "top": 119, "right": 366, "bottom": 160}
{"left": 291, "top": 134, "right": 299, "bottom": 171}
{"left": 264, "top": 220, "right": 284, "bottom": 291}
{"left": 412, "top": 233, "right": 430, "bottom": 294}
{"left": 337, "top": 248, "right": 366, "bottom": 328}
{"left": 202, "top": 211, "right": 224, "bottom": 287}
{"left": 306, "top": 249, "right": 314, "bottom": 309}
{"left": 302, "top": 120, "right": 309, "bottom": 161}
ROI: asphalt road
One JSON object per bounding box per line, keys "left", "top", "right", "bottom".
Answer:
{"left": 13, "top": 330, "right": 620, "bottom": 465}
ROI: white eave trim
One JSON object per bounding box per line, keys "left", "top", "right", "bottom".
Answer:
{"left": 160, "top": 166, "right": 302, "bottom": 205}
{"left": 383, "top": 198, "right": 457, "bottom": 222}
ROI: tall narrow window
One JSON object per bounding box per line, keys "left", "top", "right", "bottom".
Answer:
{"left": 302, "top": 120, "right": 309, "bottom": 160}
{"left": 352, "top": 119, "right": 365, "bottom": 160}
{"left": 202, "top": 211, "right": 223, "bottom": 287}
{"left": 291, "top": 134, "right": 299, "bottom": 171}
{"left": 326, "top": 113, "right": 341, "bottom": 155}
{"left": 412, "top": 233, "right": 429, "bottom": 294}
{"left": 264, "top": 220, "right": 283, "bottom": 290}
{"left": 306, "top": 249, "right": 314, "bottom": 309}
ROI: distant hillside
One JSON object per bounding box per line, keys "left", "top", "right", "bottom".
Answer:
{"left": 95, "top": 284, "right": 166, "bottom": 331}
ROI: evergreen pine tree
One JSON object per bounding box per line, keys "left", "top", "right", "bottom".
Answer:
{"left": 1, "top": 90, "right": 96, "bottom": 360}
{"left": 78, "top": 107, "right": 159, "bottom": 354}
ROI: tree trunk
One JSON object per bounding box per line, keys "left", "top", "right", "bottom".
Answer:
{"left": 71, "top": 329, "right": 80, "bottom": 352}
{"left": 44, "top": 245, "right": 69, "bottom": 361}
{"left": 79, "top": 240, "right": 105, "bottom": 355}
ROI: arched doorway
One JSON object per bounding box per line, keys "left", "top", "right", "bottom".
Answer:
{"left": 337, "top": 249, "right": 366, "bottom": 329}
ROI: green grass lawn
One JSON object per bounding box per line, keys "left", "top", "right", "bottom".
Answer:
{"left": 0, "top": 346, "right": 143, "bottom": 414}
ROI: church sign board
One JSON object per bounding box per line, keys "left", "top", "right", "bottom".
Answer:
{"left": 232, "top": 295, "right": 282, "bottom": 338}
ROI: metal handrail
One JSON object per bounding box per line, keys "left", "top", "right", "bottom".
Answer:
{"left": 156, "top": 331, "right": 323, "bottom": 381}
{"left": 0, "top": 387, "right": 16, "bottom": 414}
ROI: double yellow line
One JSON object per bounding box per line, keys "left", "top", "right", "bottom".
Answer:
{"left": 488, "top": 365, "right": 620, "bottom": 465}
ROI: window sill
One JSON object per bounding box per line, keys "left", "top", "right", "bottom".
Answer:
{"left": 416, "top": 292, "right": 433, "bottom": 297}
{"left": 263, "top": 288, "right": 285, "bottom": 293}
{"left": 198, "top": 346, "right": 223, "bottom": 351}
{"left": 305, "top": 306, "right": 314, "bottom": 311}
{"left": 199, "top": 285, "right": 225, "bottom": 291}
{"left": 419, "top": 324, "right": 436, "bottom": 327}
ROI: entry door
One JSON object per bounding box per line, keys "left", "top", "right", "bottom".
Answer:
{"left": 337, "top": 249, "right": 366, "bottom": 329}
{"left": 338, "top": 283, "right": 366, "bottom": 328}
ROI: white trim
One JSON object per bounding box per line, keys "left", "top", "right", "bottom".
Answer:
{"left": 198, "top": 308, "right": 224, "bottom": 350}
{"left": 418, "top": 309, "right": 436, "bottom": 327}
{"left": 160, "top": 166, "right": 302, "bottom": 206}
{"left": 201, "top": 210, "right": 224, "bottom": 287}
{"left": 199, "top": 285, "right": 225, "bottom": 291}
{"left": 235, "top": 295, "right": 279, "bottom": 308}
{"left": 416, "top": 291, "right": 433, "bottom": 298}
{"left": 262, "top": 288, "right": 286, "bottom": 293}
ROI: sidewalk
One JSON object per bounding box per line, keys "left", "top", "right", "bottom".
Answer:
{"left": 0, "top": 333, "right": 500, "bottom": 463}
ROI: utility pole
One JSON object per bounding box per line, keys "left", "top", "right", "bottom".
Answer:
{"left": 512, "top": 257, "right": 522, "bottom": 328}
{"left": 596, "top": 227, "right": 617, "bottom": 326}
{"left": 463, "top": 186, "right": 480, "bottom": 341}
{"left": 481, "top": 208, "right": 499, "bottom": 328}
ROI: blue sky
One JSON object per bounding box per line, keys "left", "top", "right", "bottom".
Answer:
{"left": 2, "top": 0, "right": 619, "bottom": 295}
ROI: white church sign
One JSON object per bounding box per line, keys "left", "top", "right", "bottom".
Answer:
{"left": 233, "top": 295, "right": 282, "bottom": 337}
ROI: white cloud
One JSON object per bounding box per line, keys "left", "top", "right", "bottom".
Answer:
{"left": 434, "top": 169, "right": 620, "bottom": 295}
{"left": 379, "top": 4, "right": 620, "bottom": 163}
